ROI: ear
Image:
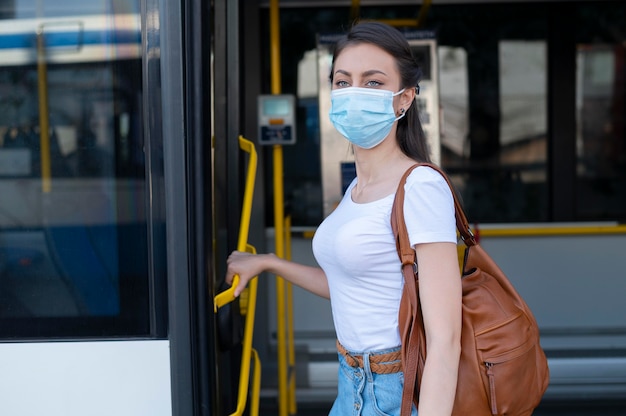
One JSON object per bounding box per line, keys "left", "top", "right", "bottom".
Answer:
{"left": 398, "top": 87, "right": 416, "bottom": 112}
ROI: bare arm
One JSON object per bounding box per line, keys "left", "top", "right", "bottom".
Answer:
{"left": 226, "top": 250, "right": 330, "bottom": 299}
{"left": 414, "top": 242, "right": 462, "bottom": 416}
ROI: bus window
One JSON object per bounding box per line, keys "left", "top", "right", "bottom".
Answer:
{"left": 576, "top": 44, "right": 626, "bottom": 221}
{"left": 0, "top": 1, "right": 151, "bottom": 338}
{"left": 442, "top": 40, "right": 549, "bottom": 223}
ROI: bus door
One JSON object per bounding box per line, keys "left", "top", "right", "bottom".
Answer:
{"left": 0, "top": 0, "right": 259, "bottom": 414}
{"left": 0, "top": 1, "right": 173, "bottom": 415}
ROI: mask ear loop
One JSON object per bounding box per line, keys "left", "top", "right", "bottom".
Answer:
{"left": 394, "top": 87, "right": 409, "bottom": 119}
{"left": 395, "top": 86, "right": 418, "bottom": 118}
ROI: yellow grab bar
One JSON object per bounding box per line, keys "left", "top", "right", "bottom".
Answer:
{"left": 213, "top": 136, "right": 260, "bottom": 416}
{"left": 214, "top": 136, "right": 258, "bottom": 312}
{"left": 284, "top": 215, "right": 297, "bottom": 415}
{"left": 353, "top": 0, "right": 432, "bottom": 28}
{"left": 475, "top": 224, "right": 626, "bottom": 238}
{"left": 36, "top": 27, "right": 52, "bottom": 193}
{"left": 236, "top": 136, "right": 258, "bottom": 251}
{"left": 215, "top": 244, "right": 261, "bottom": 416}
{"left": 230, "top": 244, "right": 261, "bottom": 416}
{"left": 214, "top": 274, "right": 240, "bottom": 311}
{"left": 248, "top": 348, "right": 262, "bottom": 416}
{"left": 35, "top": 22, "right": 83, "bottom": 193}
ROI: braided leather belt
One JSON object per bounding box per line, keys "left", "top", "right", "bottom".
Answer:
{"left": 336, "top": 340, "right": 403, "bottom": 374}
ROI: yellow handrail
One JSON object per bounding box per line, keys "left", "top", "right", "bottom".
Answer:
{"left": 214, "top": 136, "right": 258, "bottom": 310}
{"left": 353, "top": 0, "right": 432, "bottom": 28}
{"left": 267, "top": 1, "right": 295, "bottom": 415}
{"left": 249, "top": 348, "right": 262, "bottom": 416}
{"left": 230, "top": 243, "right": 261, "bottom": 416}
{"left": 284, "top": 215, "right": 296, "bottom": 415}
{"left": 236, "top": 136, "right": 258, "bottom": 251}
{"left": 456, "top": 223, "right": 626, "bottom": 269}
{"left": 36, "top": 27, "right": 51, "bottom": 193}
{"left": 213, "top": 136, "right": 261, "bottom": 416}
{"left": 475, "top": 224, "right": 626, "bottom": 238}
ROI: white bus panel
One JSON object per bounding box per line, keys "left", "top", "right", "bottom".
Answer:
{"left": 0, "top": 340, "right": 172, "bottom": 416}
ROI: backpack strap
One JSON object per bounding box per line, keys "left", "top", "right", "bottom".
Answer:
{"left": 391, "top": 164, "right": 421, "bottom": 415}
{"left": 394, "top": 163, "right": 476, "bottom": 248}
{"left": 392, "top": 162, "right": 472, "bottom": 415}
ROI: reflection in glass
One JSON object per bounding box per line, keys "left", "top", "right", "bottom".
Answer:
{"left": 441, "top": 41, "right": 548, "bottom": 223}
{"left": 576, "top": 45, "right": 626, "bottom": 221}
{"left": 0, "top": 1, "right": 148, "bottom": 337}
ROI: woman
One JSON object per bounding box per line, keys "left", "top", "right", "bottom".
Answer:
{"left": 226, "top": 21, "right": 461, "bottom": 416}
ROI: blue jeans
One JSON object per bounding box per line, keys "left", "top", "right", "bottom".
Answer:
{"left": 329, "top": 345, "right": 418, "bottom": 416}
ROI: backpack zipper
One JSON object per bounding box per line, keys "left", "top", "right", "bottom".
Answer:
{"left": 486, "top": 362, "right": 498, "bottom": 415}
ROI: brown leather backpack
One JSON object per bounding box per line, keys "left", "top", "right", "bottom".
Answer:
{"left": 392, "top": 163, "right": 550, "bottom": 416}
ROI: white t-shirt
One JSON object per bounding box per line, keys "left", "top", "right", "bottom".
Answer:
{"left": 312, "top": 166, "right": 457, "bottom": 351}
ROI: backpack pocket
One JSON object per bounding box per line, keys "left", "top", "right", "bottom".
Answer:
{"left": 476, "top": 313, "right": 544, "bottom": 415}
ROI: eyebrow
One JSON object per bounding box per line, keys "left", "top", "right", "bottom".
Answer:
{"left": 333, "top": 69, "right": 388, "bottom": 78}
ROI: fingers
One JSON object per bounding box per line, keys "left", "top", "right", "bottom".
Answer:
{"left": 225, "top": 250, "right": 254, "bottom": 297}
{"left": 225, "top": 250, "right": 242, "bottom": 285}
{"left": 233, "top": 275, "right": 246, "bottom": 298}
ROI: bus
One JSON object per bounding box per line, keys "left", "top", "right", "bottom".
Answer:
{"left": 1, "top": 1, "right": 625, "bottom": 415}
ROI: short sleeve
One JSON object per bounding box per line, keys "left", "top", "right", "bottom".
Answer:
{"left": 403, "top": 166, "right": 457, "bottom": 246}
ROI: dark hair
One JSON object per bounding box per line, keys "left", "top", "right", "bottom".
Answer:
{"left": 330, "top": 21, "right": 431, "bottom": 162}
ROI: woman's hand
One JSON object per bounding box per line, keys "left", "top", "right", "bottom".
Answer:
{"left": 226, "top": 250, "right": 273, "bottom": 297}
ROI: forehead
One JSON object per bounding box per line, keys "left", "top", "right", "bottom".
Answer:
{"left": 333, "top": 43, "right": 398, "bottom": 76}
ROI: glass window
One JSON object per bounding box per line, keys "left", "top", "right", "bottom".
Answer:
{"left": 270, "top": 2, "right": 626, "bottom": 225}
{"left": 439, "top": 46, "right": 469, "bottom": 163}
{"left": 442, "top": 40, "right": 548, "bottom": 223}
{"left": 0, "top": 0, "right": 140, "bottom": 19}
{"left": 0, "top": 0, "right": 149, "bottom": 338}
{"left": 576, "top": 44, "right": 626, "bottom": 221}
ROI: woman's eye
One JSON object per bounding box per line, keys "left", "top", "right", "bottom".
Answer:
{"left": 366, "top": 80, "right": 382, "bottom": 87}
{"left": 335, "top": 80, "right": 349, "bottom": 87}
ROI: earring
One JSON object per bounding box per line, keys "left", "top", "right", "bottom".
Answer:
{"left": 399, "top": 108, "right": 405, "bottom": 116}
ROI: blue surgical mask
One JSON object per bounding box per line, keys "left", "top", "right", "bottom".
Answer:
{"left": 329, "top": 87, "right": 405, "bottom": 149}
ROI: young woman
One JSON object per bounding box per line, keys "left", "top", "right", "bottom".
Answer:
{"left": 226, "top": 21, "right": 461, "bottom": 416}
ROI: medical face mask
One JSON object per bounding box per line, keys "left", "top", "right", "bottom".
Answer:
{"left": 329, "top": 87, "right": 405, "bottom": 149}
